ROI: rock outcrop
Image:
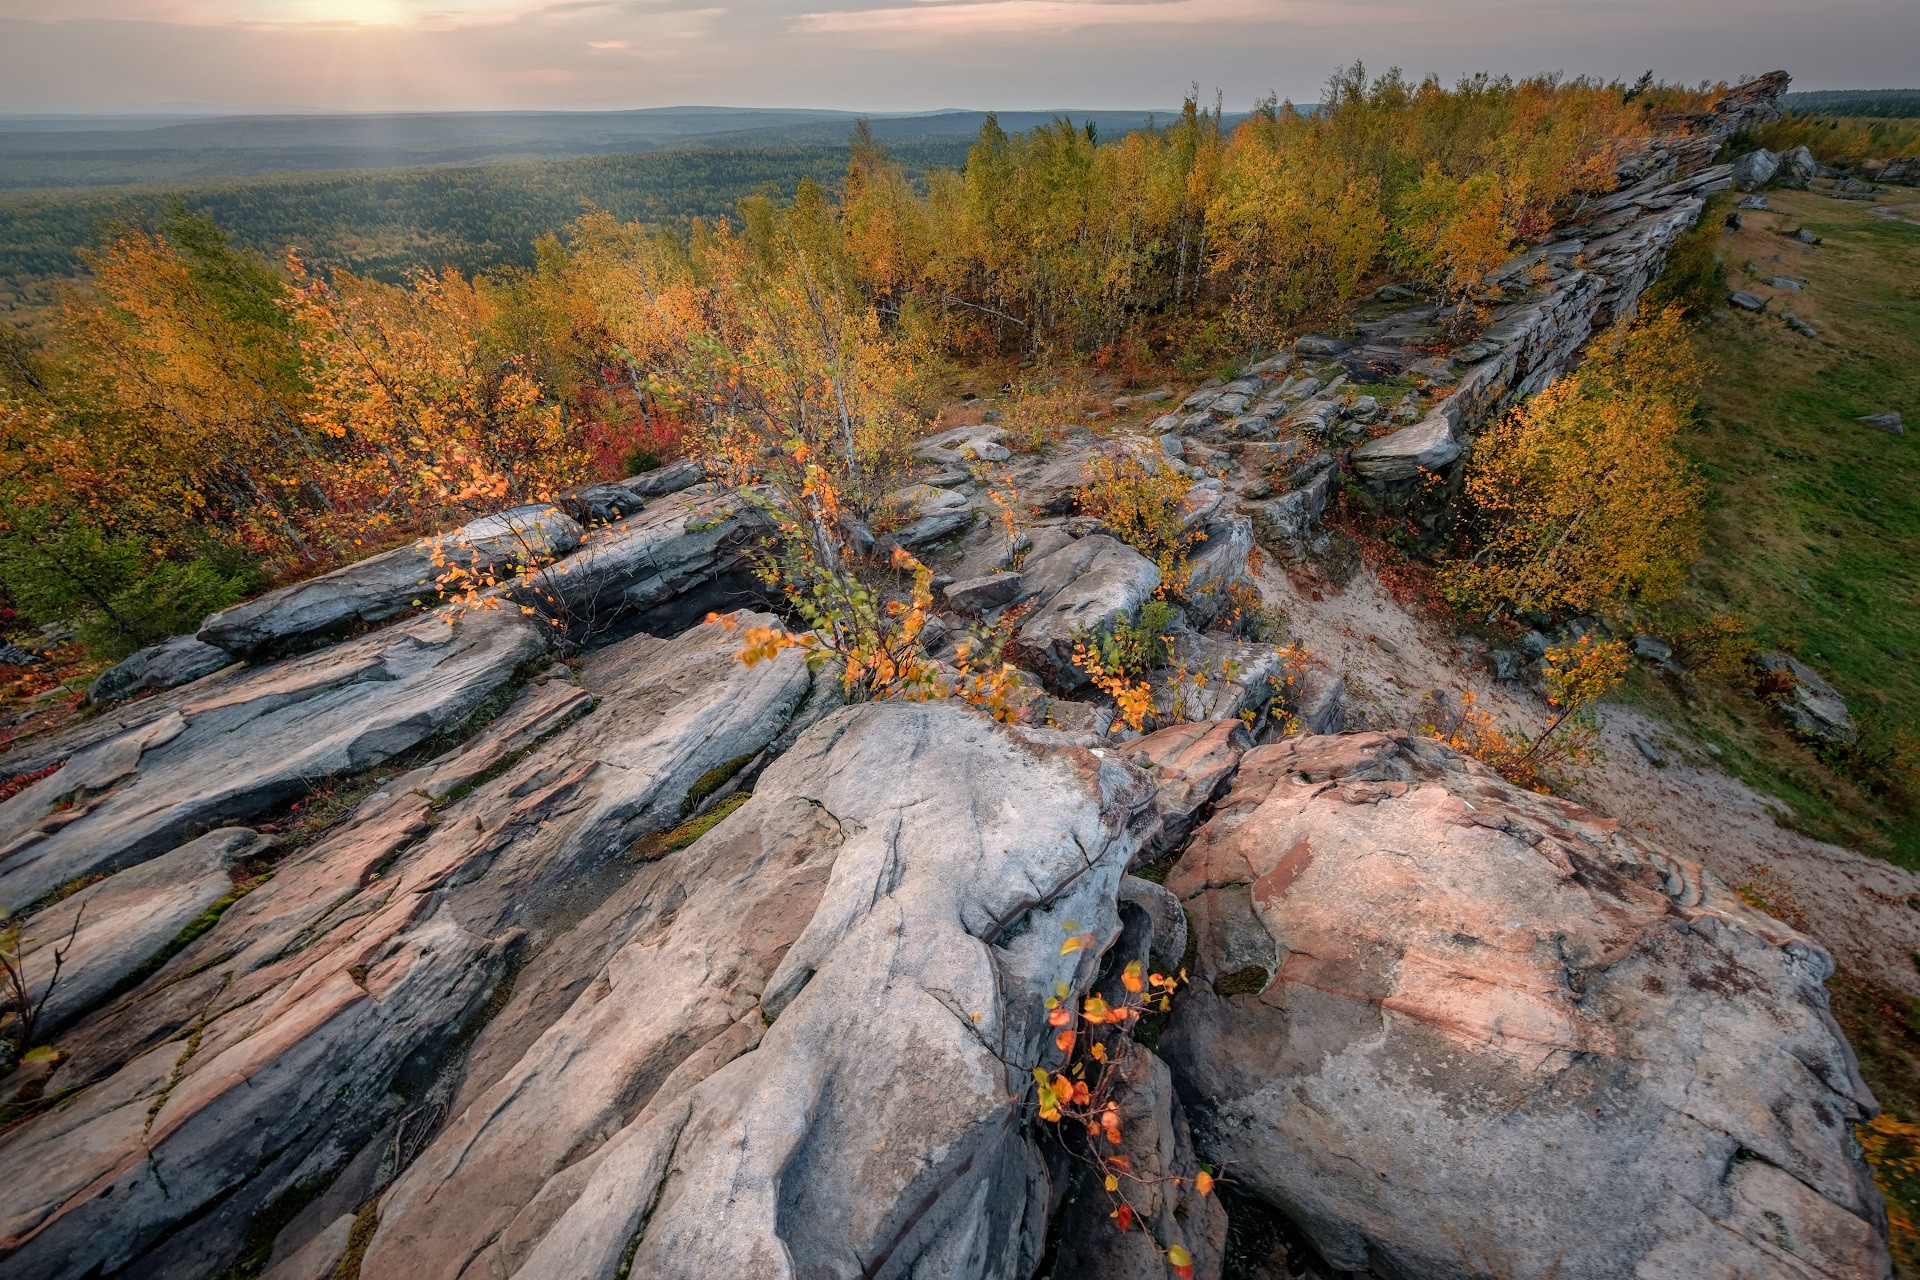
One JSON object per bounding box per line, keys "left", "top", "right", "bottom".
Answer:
{"left": 0, "top": 603, "right": 547, "bottom": 914}
{"left": 1013, "top": 533, "right": 1162, "bottom": 687}
{"left": 200, "top": 504, "right": 583, "bottom": 658}
{"left": 0, "top": 614, "right": 812, "bottom": 1278}
{"left": 1160, "top": 731, "right": 1888, "bottom": 1280}
{"left": 0, "top": 69, "right": 1879, "bottom": 1280}
{"left": 85, "top": 634, "right": 233, "bottom": 705}
{"left": 360, "top": 700, "right": 1156, "bottom": 1280}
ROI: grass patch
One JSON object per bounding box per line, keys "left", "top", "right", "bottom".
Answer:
{"left": 680, "top": 752, "right": 756, "bottom": 819}
{"left": 1670, "top": 188, "right": 1920, "bottom": 863}
{"left": 633, "top": 790, "right": 751, "bottom": 861}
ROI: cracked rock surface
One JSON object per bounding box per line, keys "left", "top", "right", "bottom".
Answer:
{"left": 1160, "top": 731, "right": 1889, "bottom": 1280}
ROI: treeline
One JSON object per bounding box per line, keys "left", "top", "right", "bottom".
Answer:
{"left": 0, "top": 66, "right": 1718, "bottom": 658}
{"left": 1780, "top": 89, "right": 1920, "bottom": 119}
{"left": 0, "top": 141, "right": 975, "bottom": 298}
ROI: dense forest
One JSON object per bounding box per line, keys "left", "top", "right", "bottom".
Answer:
{"left": 0, "top": 141, "right": 976, "bottom": 314}
{"left": 0, "top": 107, "right": 1184, "bottom": 190}
{"left": 1781, "top": 88, "right": 1920, "bottom": 117}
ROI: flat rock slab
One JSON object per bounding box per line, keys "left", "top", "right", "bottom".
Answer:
{"left": 15, "top": 826, "right": 272, "bottom": 1035}
{"left": 1160, "top": 731, "right": 1890, "bottom": 1280}
{"left": 200, "top": 504, "right": 582, "bottom": 658}
{"left": 1349, "top": 412, "right": 1461, "bottom": 482}
{"left": 0, "top": 614, "right": 812, "bottom": 1279}
{"left": 361, "top": 701, "right": 1157, "bottom": 1280}
{"left": 0, "top": 603, "right": 548, "bottom": 914}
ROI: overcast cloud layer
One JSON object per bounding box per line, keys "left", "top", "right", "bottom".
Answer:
{"left": 0, "top": 0, "right": 1913, "bottom": 114}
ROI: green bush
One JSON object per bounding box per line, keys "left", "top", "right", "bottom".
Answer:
{"left": 1094, "top": 598, "right": 1181, "bottom": 677}
{"left": 0, "top": 511, "right": 259, "bottom": 658}
{"left": 1643, "top": 202, "right": 1729, "bottom": 319}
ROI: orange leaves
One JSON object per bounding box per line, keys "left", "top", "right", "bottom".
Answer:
{"left": 736, "top": 625, "right": 802, "bottom": 669}
{"left": 1027, "top": 945, "right": 1201, "bottom": 1272}
{"left": 1194, "top": 1170, "right": 1215, "bottom": 1197}
{"left": 1070, "top": 639, "right": 1156, "bottom": 734}
{"left": 1075, "top": 456, "right": 1202, "bottom": 595}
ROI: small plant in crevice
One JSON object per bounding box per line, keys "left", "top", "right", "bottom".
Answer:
{"left": 1032, "top": 929, "right": 1207, "bottom": 1277}
{"left": 0, "top": 904, "right": 83, "bottom": 1074}
{"left": 1071, "top": 601, "right": 1179, "bottom": 734}
{"left": 426, "top": 510, "right": 619, "bottom": 657}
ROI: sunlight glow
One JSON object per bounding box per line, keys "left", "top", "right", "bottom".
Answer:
{"left": 207, "top": 0, "right": 543, "bottom": 27}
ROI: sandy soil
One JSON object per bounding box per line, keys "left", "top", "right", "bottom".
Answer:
{"left": 1260, "top": 557, "right": 1920, "bottom": 999}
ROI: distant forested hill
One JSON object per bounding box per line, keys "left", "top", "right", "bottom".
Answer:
{"left": 1782, "top": 89, "right": 1920, "bottom": 118}
{"left": 0, "top": 140, "right": 976, "bottom": 314}
{"left": 0, "top": 107, "right": 1183, "bottom": 190}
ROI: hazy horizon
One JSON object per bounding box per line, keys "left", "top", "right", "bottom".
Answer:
{"left": 2, "top": 0, "right": 1916, "bottom": 116}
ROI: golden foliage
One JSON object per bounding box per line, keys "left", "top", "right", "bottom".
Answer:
{"left": 1425, "top": 636, "right": 1630, "bottom": 792}
{"left": 1075, "top": 456, "right": 1205, "bottom": 595}
{"left": 1443, "top": 306, "right": 1705, "bottom": 619}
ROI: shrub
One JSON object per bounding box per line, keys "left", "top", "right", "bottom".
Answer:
{"left": 1441, "top": 307, "right": 1704, "bottom": 620}
{"left": 1076, "top": 457, "right": 1205, "bottom": 595}
{"left": 0, "top": 511, "right": 255, "bottom": 658}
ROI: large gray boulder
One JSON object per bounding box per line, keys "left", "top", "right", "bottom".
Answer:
{"left": 86, "top": 634, "right": 234, "bottom": 705}
{"left": 0, "top": 603, "right": 547, "bottom": 914}
{"left": 359, "top": 700, "right": 1157, "bottom": 1280}
{"left": 200, "top": 504, "right": 582, "bottom": 658}
{"left": 1762, "top": 652, "right": 1857, "bottom": 745}
{"left": 1731, "top": 147, "right": 1782, "bottom": 191}
{"left": 1183, "top": 512, "right": 1254, "bottom": 626}
{"left": 1013, "top": 534, "right": 1162, "bottom": 687}
{"left": 0, "top": 614, "right": 813, "bottom": 1279}
{"left": 1349, "top": 412, "right": 1461, "bottom": 483}
{"left": 525, "top": 483, "right": 763, "bottom": 619}
{"left": 1160, "top": 731, "right": 1890, "bottom": 1280}
{"left": 1779, "top": 144, "right": 1818, "bottom": 188}
{"left": 885, "top": 481, "right": 975, "bottom": 548}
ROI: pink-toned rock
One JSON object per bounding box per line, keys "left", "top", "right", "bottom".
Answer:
{"left": 1127, "top": 718, "right": 1251, "bottom": 857}
{"left": 1161, "top": 731, "right": 1890, "bottom": 1280}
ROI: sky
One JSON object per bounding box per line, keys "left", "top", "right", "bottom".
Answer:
{"left": 0, "top": 0, "right": 1914, "bottom": 115}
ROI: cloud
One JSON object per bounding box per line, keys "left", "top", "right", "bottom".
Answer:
{"left": 0, "top": 0, "right": 1915, "bottom": 112}
{"left": 792, "top": 0, "right": 1416, "bottom": 38}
